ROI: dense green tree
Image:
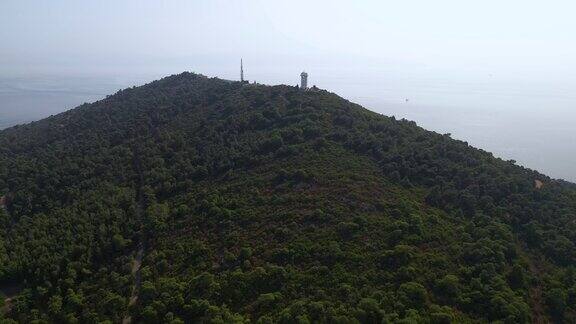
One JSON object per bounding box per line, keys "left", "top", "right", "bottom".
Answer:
{"left": 0, "top": 72, "right": 575, "bottom": 322}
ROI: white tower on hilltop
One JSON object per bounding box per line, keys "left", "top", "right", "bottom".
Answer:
{"left": 300, "top": 71, "right": 308, "bottom": 90}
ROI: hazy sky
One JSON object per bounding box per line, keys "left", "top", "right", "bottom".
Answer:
{"left": 2, "top": 0, "right": 576, "bottom": 80}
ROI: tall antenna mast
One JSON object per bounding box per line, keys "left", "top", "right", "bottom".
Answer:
{"left": 241, "top": 58, "right": 244, "bottom": 82}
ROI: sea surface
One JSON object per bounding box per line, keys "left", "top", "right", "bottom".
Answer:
{"left": 0, "top": 72, "right": 574, "bottom": 183}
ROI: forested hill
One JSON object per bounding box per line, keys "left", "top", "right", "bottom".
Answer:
{"left": 1, "top": 72, "right": 575, "bottom": 323}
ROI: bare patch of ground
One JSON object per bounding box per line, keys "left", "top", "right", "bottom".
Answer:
{"left": 534, "top": 180, "right": 544, "bottom": 189}
{"left": 0, "top": 283, "right": 23, "bottom": 315}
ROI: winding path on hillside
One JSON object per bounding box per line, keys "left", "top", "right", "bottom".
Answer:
{"left": 515, "top": 241, "right": 547, "bottom": 324}
{"left": 122, "top": 147, "right": 147, "bottom": 324}
{"left": 122, "top": 244, "right": 144, "bottom": 324}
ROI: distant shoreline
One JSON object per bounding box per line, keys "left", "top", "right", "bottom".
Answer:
{"left": 0, "top": 119, "right": 33, "bottom": 130}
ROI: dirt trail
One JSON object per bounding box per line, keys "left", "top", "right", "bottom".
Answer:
{"left": 122, "top": 147, "right": 146, "bottom": 324}
{"left": 529, "top": 286, "right": 546, "bottom": 324}
{"left": 122, "top": 245, "right": 144, "bottom": 324}
{"left": 129, "top": 246, "right": 144, "bottom": 306}
{"left": 516, "top": 242, "right": 549, "bottom": 324}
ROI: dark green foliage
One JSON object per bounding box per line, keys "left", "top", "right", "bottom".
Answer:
{"left": 0, "top": 72, "right": 575, "bottom": 323}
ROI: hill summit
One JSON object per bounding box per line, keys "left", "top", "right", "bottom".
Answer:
{"left": 1, "top": 72, "right": 575, "bottom": 323}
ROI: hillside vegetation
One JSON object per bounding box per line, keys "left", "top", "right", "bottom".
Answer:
{"left": 1, "top": 73, "right": 575, "bottom": 323}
